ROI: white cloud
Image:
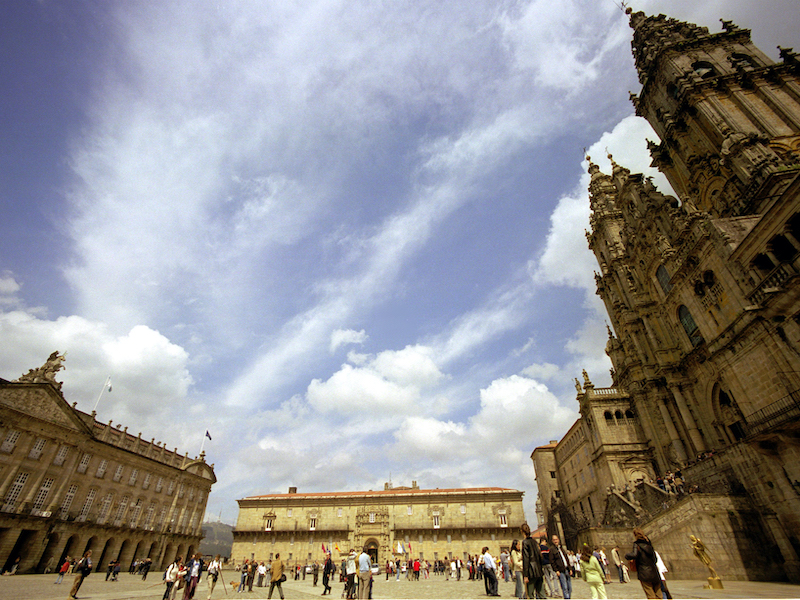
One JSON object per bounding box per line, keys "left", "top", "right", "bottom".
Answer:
{"left": 330, "top": 328, "right": 368, "bottom": 353}
{"left": 520, "top": 362, "right": 560, "bottom": 380}
{"left": 499, "top": 0, "right": 626, "bottom": 92}
{"left": 307, "top": 364, "right": 418, "bottom": 414}
{"left": 0, "top": 305, "right": 193, "bottom": 447}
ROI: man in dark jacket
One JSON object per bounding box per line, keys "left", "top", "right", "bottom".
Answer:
{"left": 550, "top": 535, "right": 571, "bottom": 600}
{"left": 521, "top": 523, "right": 544, "bottom": 599}
{"left": 322, "top": 553, "right": 334, "bottom": 595}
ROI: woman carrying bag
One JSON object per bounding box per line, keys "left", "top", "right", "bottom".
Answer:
{"left": 625, "top": 528, "right": 661, "bottom": 599}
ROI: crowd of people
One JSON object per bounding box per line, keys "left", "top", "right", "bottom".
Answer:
{"left": 46, "top": 523, "right": 678, "bottom": 600}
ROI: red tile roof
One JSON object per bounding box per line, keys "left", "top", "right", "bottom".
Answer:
{"left": 241, "top": 486, "right": 522, "bottom": 501}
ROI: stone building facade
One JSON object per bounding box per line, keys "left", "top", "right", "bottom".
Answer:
{"left": 536, "top": 10, "right": 800, "bottom": 581}
{"left": 232, "top": 484, "right": 525, "bottom": 567}
{"left": 0, "top": 356, "right": 216, "bottom": 573}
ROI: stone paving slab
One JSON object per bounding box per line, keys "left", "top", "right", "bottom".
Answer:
{"left": 1, "top": 573, "right": 799, "bottom": 600}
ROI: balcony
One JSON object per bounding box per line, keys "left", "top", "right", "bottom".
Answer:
{"left": 743, "top": 388, "right": 800, "bottom": 438}
{"left": 748, "top": 262, "right": 797, "bottom": 306}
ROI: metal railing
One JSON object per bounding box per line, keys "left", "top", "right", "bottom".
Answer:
{"left": 744, "top": 388, "right": 800, "bottom": 438}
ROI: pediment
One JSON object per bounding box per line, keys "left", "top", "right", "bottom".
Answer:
{"left": 182, "top": 459, "right": 217, "bottom": 483}
{"left": 0, "top": 382, "right": 92, "bottom": 434}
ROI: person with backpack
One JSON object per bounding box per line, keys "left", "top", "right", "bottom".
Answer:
{"left": 69, "top": 550, "right": 92, "bottom": 599}
{"left": 164, "top": 557, "right": 183, "bottom": 600}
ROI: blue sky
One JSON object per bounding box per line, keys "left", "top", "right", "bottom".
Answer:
{"left": 2, "top": 0, "right": 798, "bottom": 524}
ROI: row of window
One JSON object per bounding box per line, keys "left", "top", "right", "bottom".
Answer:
{"left": 1, "top": 430, "right": 198, "bottom": 501}
{"left": 263, "top": 510, "right": 507, "bottom": 532}
{"left": 1, "top": 471, "right": 201, "bottom": 534}
{"left": 603, "top": 409, "right": 636, "bottom": 424}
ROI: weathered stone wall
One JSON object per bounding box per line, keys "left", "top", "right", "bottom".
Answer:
{"left": 584, "top": 494, "right": 786, "bottom": 582}
{"left": 233, "top": 488, "right": 525, "bottom": 566}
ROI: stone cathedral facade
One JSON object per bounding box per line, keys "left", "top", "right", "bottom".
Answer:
{"left": 535, "top": 10, "right": 800, "bottom": 582}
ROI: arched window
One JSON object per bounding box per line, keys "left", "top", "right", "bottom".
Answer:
{"left": 604, "top": 411, "right": 614, "bottom": 425}
{"left": 678, "top": 305, "right": 704, "bottom": 346}
{"left": 614, "top": 410, "right": 623, "bottom": 420}
{"left": 770, "top": 234, "right": 798, "bottom": 263}
{"left": 656, "top": 265, "right": 673, "bottom": 294}
{"left": 625, "top": 409, "right": 635, "bottom": 419}
{"left": 730, "top": 53, "right": 757, "bottom": 68}
{"left": 692, "top": 61, "right": 717, "bottom": 79}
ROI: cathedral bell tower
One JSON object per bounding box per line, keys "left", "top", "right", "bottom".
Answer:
{"left": 628, "top": 9, "right": 800, "bottom": 218}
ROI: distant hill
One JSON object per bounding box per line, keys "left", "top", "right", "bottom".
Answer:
{"left": 199, "top": 522, "right": 234, "bottom": 559}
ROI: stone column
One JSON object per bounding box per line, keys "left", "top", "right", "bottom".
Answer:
{"left": 670, "top": 386, "right": 707, "bottom": 454}
{"left": 657, "top": 399, "right": 689, "bottom": 464}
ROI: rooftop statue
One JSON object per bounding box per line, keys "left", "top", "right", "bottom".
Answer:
{"left": 15, "top": 351, "right": 66, "bottom": 391}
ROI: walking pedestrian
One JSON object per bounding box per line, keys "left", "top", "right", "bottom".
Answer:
{"left": 268, "top": 553, "right": 285, "bottom": 600}
{"left": 625, "top": 528, "right": 661, "bottom": 599}
{"left": 579, "top": 545, "right": 607, "bottom": 599}
{"left": 68, "top": 550, "right": 92, "bottom": 599}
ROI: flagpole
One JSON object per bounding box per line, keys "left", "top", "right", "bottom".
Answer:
{"left": 92, "top": 376, "right": 112, "bottom": 413}
{"left": 200, "top": 430, "right": 212, "bottom": 455}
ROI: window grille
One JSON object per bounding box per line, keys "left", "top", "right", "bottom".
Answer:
{"left": 31, "top": 478, "right": 54, "bottom": 513}
{"left": 59, "top": 485, "right": 78, "bottom": 519}
{"left": 97, "top": 493, "right": 114, "bottom": 522}
{"left": 1, "top": 430, "right": 21, "bottom": 453}
{"left": 2, "top": 472, "right": 29, "bottom": 512}
{"left": 28, "top": 437, "right": 47, "bottom": 460}
{"left": 53, "top": 445, "right": 69, "bottom": 466}
{"left": 77, "top": 489, "right": 96, "bottom": 521}
{"left": 113, "top": 496, "right": 130, "bottom": 526}
{"left": 77, "top": 453, "right": 92, "bottom": 474}
{"left": 129, "top": 498, "right": 143, "bottom": 528}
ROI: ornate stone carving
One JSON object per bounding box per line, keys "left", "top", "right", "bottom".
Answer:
{"left": 15, "top": 351, "right": 66, "bottom": 391}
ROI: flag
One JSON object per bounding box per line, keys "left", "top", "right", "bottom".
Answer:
{"left": 396, "top": 542, "right": 403, "bottom": 554}
{"left": 205, "top": 430, "right": 212, "bottom": 440}
{"left": 408, "top": 542, "right": 412, "bottom": 553}
{"left": 335, "top": 543, "right": 341, "bottom": 552}
{"left": 107, "top": 380, "right": 112, "bottom": 392}
{"left": 322, "top": 543, "right": 327, "bottom": 553}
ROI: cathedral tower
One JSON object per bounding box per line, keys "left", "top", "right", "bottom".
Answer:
{"left": 581, "top": 11, "right": 800, "bottom": 581}
{"left": 628, "top": 10, "right": 800, "bottom": 217}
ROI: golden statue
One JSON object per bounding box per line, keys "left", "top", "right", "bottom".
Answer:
{"left": 690, "top": 535, "right": 722, "bottom": 588}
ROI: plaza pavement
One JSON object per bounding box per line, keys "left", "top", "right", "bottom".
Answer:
{"left": 1, "top": 572, "right": 799, "bottom": 600}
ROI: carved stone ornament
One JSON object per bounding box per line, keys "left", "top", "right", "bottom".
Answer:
{"left": 14, "top": 351, "right": 66, "bottom": 391}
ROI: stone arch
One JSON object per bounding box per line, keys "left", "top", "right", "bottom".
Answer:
{"left": 144, "top": 540, "right": 157, "bottom": 559}
{"left": 363, "top": 538, "right": 380, "bottom": 564}
{"left": 84, "top": 535, "right": 102, "bottom": 565}
{"left": 711, "top": 382, "right": 746, "bottom": 443}
{"left": 97, "top": 537, "right": 117, "bottom": 573}
{"left": 161, "top": 542, "right": 176, "bottom": 569}
{"left": 117, "top": 538, "right": 135, "bottom": 568}
{"left": 132, "top": 539, "right": 146, "bottom": 563}
{"left": 186, "top": 544, "right": 195, "bottom": 560}
{"left": 37, "top": 532, "right": 61, "bottom": 573}
{"left": 176, "top": 544, "right": 186, "bottom": 564}
{"left": 60, "top": 534, "right": 82, "bottom": 565}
